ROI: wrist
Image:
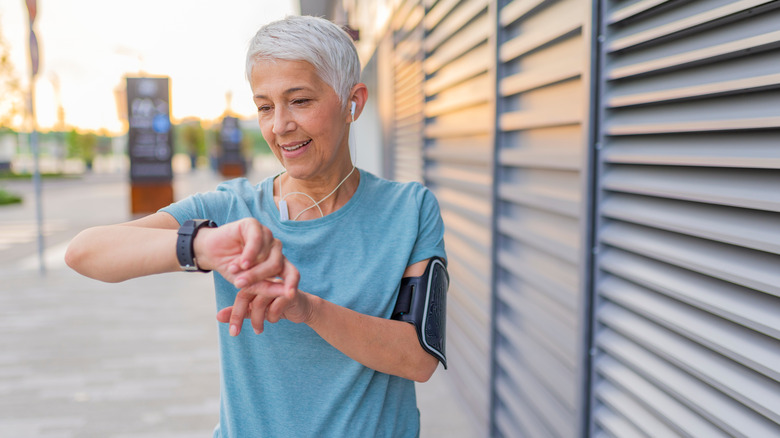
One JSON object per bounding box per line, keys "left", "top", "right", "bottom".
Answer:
{"left": 302, "top": 292, "right": 322, "bottom": 327}
{"left": 191, "top": 227, "right": 214, "bottom": 271}
{"left": 176, "top": 219, "right": 217, "bottom": 272}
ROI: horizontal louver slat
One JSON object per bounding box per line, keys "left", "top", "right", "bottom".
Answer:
{"left": 602, "top": 166, "right": 780, "bottom": 211}
{"left": 601, "top": 132, "right": 780, "bottom": 168}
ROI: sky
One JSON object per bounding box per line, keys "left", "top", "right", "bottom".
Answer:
{"left": 1, "top": 0, "right": 298, "bottom": 133}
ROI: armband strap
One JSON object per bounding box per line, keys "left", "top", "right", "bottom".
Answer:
{"left": 391, "top": 257, "right": 448, "bottom": 368}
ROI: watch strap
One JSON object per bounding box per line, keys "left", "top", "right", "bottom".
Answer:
{"left": 177, "top": 219, "right": 217, "bottom": 272}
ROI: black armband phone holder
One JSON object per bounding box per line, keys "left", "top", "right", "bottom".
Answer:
{"left": 391, "top": 257, "right": 448, "bottom": 368}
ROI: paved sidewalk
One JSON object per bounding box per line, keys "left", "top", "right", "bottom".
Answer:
{"left": 0, "top": 167, "right": 477, "bottom": 437}
{"left": 0, "top": 266, "right": 220, "bottom": 438}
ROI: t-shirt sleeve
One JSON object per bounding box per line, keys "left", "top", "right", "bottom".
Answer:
{"left": 408, "top": 186, "right": 447, "bottom": 266}
{"left": 158, "top": 185, "right": 236, "bottom": 226}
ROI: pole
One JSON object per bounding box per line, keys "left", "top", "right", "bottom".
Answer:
{"left": 26, "top": 0, "right": 45, "bottom": 275}
{"left": 29, "top": 82, "right": 45, "bottom": 275}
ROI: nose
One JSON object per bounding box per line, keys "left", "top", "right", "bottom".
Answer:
{"left": 272, "top": 106, "right": 295, "bottom": 136}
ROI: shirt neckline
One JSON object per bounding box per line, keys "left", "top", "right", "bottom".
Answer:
{"left": 262, "top": 168, "right": 366, "bottom": 229}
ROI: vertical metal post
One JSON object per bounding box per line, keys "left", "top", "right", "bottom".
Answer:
{"left": 488, "top": 1, "right": 504, "bottom": 436}
{"left": 29, "top": 90, "right": 45, "bottom": 276}
{"left": 26, "top": 0, "right": 45, "bottom": 275}
{"left": 577, "top": 1, "right": 606, "bottom": 435}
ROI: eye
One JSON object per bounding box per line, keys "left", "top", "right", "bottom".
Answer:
{"left": 257, "top": 105, "right": 272, "bottom": 113}
{"left": 292, "top": 98, "right": 311, "bottom": 106}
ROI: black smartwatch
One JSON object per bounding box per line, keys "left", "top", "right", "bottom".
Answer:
{"left": 176, "top": 219, "right": 217, "bottom": 272}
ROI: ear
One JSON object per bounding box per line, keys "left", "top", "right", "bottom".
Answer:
{"left": 347, "top": 83, "right": 368, "bottom": 123}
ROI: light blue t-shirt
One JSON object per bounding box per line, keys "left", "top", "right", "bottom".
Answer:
{"left": 160, "top": 169, "right": 446, "bottom": 438}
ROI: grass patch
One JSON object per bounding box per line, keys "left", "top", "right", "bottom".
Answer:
{"left": 0, "top": 188, "right": 22, "bottom": 205}
{"left": 0, "top": 171, "right": 80, "bottom": 180}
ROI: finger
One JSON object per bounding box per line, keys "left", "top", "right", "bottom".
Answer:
{"left": 218, "top": 306, "right": 257, "bottom": 323}
{"left": 229, "top": 291, "right": 252, "bottom": 336}
{"left": 235, "top": 220, "right": 263, "bottom": 270}
{"left": 239, "top": 220, "right": 274, "bottom": 270}
{"left": 265, "top": 297, "right": 282, "bottom": 324}
{"left": 252, "top": 259, "right": 298, "bottom": 322}
{"left": 281, "top": 257, "right": 300, "bottom": 294}
{"left": 216, "top": 306, "right": 233, "bottom": 323}
{"left": 249, "top": 295, "right": 269, "bottom": 334}
{"left": 266, "top": 293, "right": 291, "bottom": 323}
{"left": 233, "top": 239, "right": 286, "bottom": 289}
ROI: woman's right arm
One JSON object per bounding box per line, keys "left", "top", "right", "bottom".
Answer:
{"left": 66, "top": 213, "right": 299, "bottom": 294}
{"left": 65, "top": 212, "right": 182, "bottom": 283}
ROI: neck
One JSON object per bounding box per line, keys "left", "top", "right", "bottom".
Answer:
{"left": 278, "top": 165, "right": 358, "bottom": 220}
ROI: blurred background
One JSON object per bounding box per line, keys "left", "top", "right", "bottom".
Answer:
{"left": 0, "top": 1, "right": 474, "bottom": 437}
{"left": 0, "top": 0, "right": 298, "bottom": 179}
{"left": 2, "top": 1, "right": 780, "bottom": 437}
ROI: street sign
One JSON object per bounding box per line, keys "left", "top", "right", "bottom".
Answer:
{"left": 126, "top": 77, "right": 174, "bottom": 215}
{"left": 126, "top": 77, "right": 173, "bottom": 182}
{"left": 25, "top": 0, "right": 37, "bottom": 23}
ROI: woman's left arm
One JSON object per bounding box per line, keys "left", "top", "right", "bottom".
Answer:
{"left": 218, "top": 259, "right": 440, "bottom": 382}
{"left": 305, "top": 258, "right": 440, "bottom": 382}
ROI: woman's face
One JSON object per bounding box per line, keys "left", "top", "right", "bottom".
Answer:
{"left": 249, "top": 58, "right": 350, "bottom": 181}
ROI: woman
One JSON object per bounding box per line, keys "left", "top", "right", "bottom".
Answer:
{"left": 66, "top": 15, "right": 447, "bottom": 438}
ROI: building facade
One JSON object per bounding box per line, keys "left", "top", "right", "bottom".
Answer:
{"left": 301, "top": 0, "right": 780, "bottom": 436}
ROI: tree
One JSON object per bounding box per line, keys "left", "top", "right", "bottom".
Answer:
{"left": 179, "top": 121, "right": 206, "bottom": 156}
{"left": 0, "top": 24, "right": 24, "bottom": 128}
{"left": 66, "top": 129, "right": 97, "bottom": 170}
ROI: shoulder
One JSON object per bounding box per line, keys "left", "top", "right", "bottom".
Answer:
{"left": 361, "top": 171, "right": 433, "bottom": 206}
{"left": 215, "top": 177, "right": 266, "bottom": 198}
{"left": 178, "top": 177, "right": 261, "bottom": 212}
{"left": 165, "top": 176, "right": 270, "bottom": 225}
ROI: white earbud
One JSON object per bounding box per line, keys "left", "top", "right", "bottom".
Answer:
{"left": 350, "top": 101, "right": 356, "bottom": 121}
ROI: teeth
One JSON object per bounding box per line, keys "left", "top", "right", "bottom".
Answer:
{"left": 283, "top": 139, "right": 311, "bottom": 151}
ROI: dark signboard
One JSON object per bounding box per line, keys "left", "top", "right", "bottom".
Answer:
{"left": 219, "top": 115, "right": 246, "bottom": 177}
{"left": 126, "top": 77, "right": 173, "bottom": 182}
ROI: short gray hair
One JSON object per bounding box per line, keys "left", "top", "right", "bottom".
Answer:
{"left": 245, "top": 15, "right": 361, "bottom": 105}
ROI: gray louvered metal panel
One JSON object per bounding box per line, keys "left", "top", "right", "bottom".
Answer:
{"left": 421, "top": 0, "right": 493, "bottom": 434}
{"left": 392, "top": 0, "right": 426, "bottom": 183}
{"left": 599, "top": 249, "right": 780, "bottom": 338}
{"left": 592, "top": 0, "right": 780, "bottom": 436}
{"left": 493, "top": 0, "right": 591, "bottom": 436}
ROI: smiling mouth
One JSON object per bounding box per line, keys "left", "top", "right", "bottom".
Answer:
{"left": 282, "top": 139, "right": 311, "bottom": 152}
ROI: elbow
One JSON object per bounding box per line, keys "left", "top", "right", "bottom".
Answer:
{"left": 408, "top": 353, "right": 440, "bottom": 383}
{"left": 394, "top": 323, "right": 442, "bottom": 382}
{"left": 64, "top": 232, "right": 123, "bottom": 283}
{"left": 64, "top": 238, "right": 85, "bottom": 273}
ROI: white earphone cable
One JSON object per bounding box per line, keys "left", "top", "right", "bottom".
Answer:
{"left": 288, "top": 165, "right": 355, "bottom": 221}
{"left": 279, "top": 165, "right": 356, "bottom": 221}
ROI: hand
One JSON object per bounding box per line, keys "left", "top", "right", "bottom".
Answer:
{"left": 215, "top": 282, "right": 315, "bottom": 336}
{"left": 194, "top": 218, "right": 295, "bottom": 288}
{"left": 194, "top": 218, "right": 303, "bottom": 335}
